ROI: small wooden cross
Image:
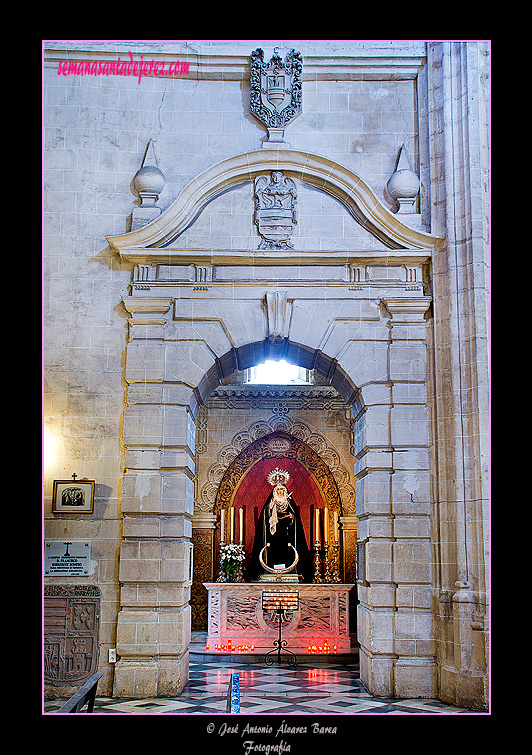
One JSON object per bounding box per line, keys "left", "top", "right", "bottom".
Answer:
{"left": 71, "top": 473, "right": 78, "bottom": 481}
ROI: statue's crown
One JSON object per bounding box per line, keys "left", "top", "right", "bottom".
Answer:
{"left": 267, "top": 467, "right": 290, "bottom": 486}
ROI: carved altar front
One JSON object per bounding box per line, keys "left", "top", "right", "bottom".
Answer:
{"left": 204, "top": 582, "right": 354, "bottom": 652}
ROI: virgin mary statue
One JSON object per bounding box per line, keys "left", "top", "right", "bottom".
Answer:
{"left": 248, "top": 468, "right": 312, "bottom": 582}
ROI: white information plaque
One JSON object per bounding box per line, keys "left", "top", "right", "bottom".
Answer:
{"left": 44, "top": 541, "right": 91, "bottom": 576}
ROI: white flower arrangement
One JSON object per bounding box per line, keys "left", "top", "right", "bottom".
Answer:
{"left": 218, "top": 542, "right": 246, "bottom": 581}
{"left": 220, "top": 542, "right": 246, "bottom": 563}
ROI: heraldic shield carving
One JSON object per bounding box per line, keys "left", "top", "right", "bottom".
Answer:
{"left": 250, "top": 47, "right": 302, "bottom": 137}
{"left": 44, "top": 585, "right": 100, "bottom": 686}
{"left": 254, "top": 171, "right": 297, "bottom": 249}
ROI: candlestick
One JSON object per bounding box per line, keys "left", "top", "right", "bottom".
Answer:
{"left": 315, "top": 509, "right": 320, "bottom": 542}
{"left": 220, "top": 508, "right": 225, "bottom": 543}
{"left": 324, "top": 507, "right": 329, "bottom": 543}
{"left": 239, "top": 508, "right": 244, "bottom": 545}
{"left": 331, "top": 542, "right": 341, "bottom": 582}
{"left": 313, "top": 541, "right": 323, "bottom": 583}
{"left": 334, "top": 511, "right": 338, "bottom": 543}
{"left": 323, "top": 541, "right": 332, "bottom": 582}
{"left": 230, "top": 507, "right": 235, "bottom": 543}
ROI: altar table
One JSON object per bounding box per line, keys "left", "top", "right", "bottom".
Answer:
{"left": 203, "top": 582, "right": 354, "bottom": 652}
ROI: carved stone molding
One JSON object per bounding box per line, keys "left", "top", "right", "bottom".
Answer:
{"left": 265, "top": 290, "right": 291, "bottom": 339}
{"left": 381, "top": 296, "right": 432, "bottom": 322}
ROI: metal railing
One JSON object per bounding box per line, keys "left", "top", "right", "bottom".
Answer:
{"left": 57, "top": 674, "right": 103, "bottom": 713}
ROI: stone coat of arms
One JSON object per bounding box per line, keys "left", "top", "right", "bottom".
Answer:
{"left": 44, "top": 585, "right": 100, "bottom": 686}
{"left": 254, "top": 171, "right": 297, "bottom": 249}
{"left": 250, "top": 48, "right": 302, "bottom": 141}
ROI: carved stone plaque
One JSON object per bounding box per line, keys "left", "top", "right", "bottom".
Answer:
{"left": 254, "top": 171, "right": 297, "bottom": 249}
{"left": 44, "top": 584, "right": 100, "bottom": 685}
{"left": 267, "top": 436, "right": 291, "bottom": 453}
{"left": 250, "top": 47, "right": 302, "bottom": 136}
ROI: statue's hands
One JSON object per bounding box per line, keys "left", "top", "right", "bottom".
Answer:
{"left": 278, "top": 512, "right": 293, "bottom": 521}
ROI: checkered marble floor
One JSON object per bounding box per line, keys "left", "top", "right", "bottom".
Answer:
{"left": 44, "top": 659, "right": 479, "bottom": 715}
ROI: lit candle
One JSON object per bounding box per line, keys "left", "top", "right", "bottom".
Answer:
{"left": 315, "top": 509, "right": 320, "bottom": 542}
{"left": 220, "top": 508, "right": 225, "bottom": 543}
{"left": 230, "top": 507, "right": 235, "bottom": 542}
{"left": 239, "top": 508, "right": 244, "bottom": 545}
{"left": 334, "top": 511, "right": 338, "bottom": 543}
{"left": 324, "top": 507, "right": 329, "bottom": 542}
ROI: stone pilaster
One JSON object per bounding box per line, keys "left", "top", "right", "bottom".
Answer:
{"left": 356, "top": 296, "right": 435, "bottom": 698}
{"left": 426, "top": 41, "right": 490, "bottom": 710}
{"left": 113, "top": 296, "right": 194, "bottom": 698}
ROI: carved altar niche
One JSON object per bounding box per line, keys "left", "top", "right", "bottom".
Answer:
{"left": 44, "top": 585, "right": 100, "bottom": 687}
{"left": 204, "top": 582, "right": 353, "bottom": 651}
{"left": 197, "top": 408, "right": 356, "bottom": 521}
{"left": 214, "top": 431, "right": 343, "bottom": 577}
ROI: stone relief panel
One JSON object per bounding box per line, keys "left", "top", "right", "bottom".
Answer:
{"left": 44, "top": 585, "right": 101, "bottom": 687}
{"left": 254, "top": 172, "right": 298, "bottom": 250}
{"left": 226, "top": 596, "right": 261, "bottom": 630}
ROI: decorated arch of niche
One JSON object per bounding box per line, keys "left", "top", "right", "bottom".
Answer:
{"left": 214, "top": 431, "right": 343, "bottom": 578}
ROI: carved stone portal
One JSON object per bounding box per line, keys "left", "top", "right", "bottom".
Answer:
{"left": 44, "top": 584, "right": 100, "bottom": 686}
{"left": 254, "top": 171, "right": 297, "bottom": 249}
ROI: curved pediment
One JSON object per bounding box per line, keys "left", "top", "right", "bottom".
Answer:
{"left": 107, "top": 149, "right": 443, "bottom": 259}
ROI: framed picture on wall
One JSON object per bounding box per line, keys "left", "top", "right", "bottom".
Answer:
{"left": 52, "top": 479, "right": 95, "bottom": 514}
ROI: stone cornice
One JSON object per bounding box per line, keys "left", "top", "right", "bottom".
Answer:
{"left": 210, "top": 384, "right": 342, "bottom": 400}
{"left": 43, "top": 41, "right": 426, "bottom": 81}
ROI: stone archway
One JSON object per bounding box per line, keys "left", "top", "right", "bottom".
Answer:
{"left": 198, "top": 416, "right": 355, "bottom": 518}
{"left": 116, "top": 304, "right": 436, "bottom": 699}
{"left": 113, "top": 148, "right": 441, "bottom": 700}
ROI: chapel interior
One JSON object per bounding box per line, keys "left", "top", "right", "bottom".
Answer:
{"left": 191, "top": 361, "right": 359, "bottom": 644}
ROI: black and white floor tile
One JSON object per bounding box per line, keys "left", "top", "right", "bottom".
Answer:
{"left": 44, "top": 659, "right": 480, "bottom": 715}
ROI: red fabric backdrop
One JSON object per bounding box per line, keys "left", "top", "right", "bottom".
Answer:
{"left": 232, "top": 457, "right": 324, "bottom": 564}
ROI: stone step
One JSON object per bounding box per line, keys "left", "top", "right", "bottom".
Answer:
{"left": 190, "top": 650, "right": 359, "bottom": 665}
{"left": 189, "top": 632, "right": 359, "bottom": 665}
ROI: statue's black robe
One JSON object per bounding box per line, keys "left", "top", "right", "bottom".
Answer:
{"left": 247, "top": 492, "right": 313, "bottom": 582}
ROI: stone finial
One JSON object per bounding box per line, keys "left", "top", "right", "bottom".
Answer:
{"left": 386, "top": 144, "right": 420, "bottom": 214}
{"left": 131, "top": 140, "right": 165, "bottom": 231}
{"left": 133, "top": 165, "right": 165, "bottom": 208}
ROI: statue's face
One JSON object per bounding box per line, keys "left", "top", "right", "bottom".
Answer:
{"left": 274, "top": 485, "right": 287, "bottom": 498}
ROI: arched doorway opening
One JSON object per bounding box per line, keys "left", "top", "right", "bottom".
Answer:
{"left": 190, "top": 358, "right": 360, "bottom": 635}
